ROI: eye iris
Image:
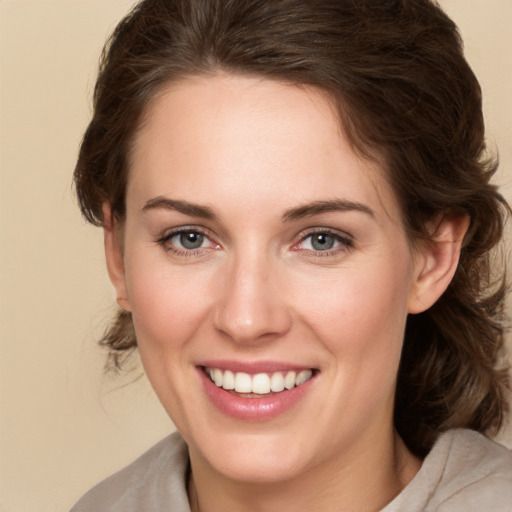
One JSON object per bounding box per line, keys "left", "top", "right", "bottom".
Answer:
{"left": 180, "top": 232, "right": 204, "bottom": 249}
{"left": 311, "top": 233, "right": 335, "bottom": 251}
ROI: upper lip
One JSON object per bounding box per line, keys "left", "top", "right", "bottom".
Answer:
{"left": 197, "top": 360, "right": 317, "bottom": 374}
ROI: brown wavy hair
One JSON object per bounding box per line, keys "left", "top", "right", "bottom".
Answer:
{"left": 74, "top": 0, "right": 510, "bottom": 457}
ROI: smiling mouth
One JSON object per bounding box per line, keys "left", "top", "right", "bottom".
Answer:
{"left": 203, "top": 366, "right": 316, "bottom": 397}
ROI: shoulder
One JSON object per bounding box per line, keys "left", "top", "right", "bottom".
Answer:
{"left": 70, "top": 431, "right": 191, "bottom": 512}
{"left": 428, "top": 429, "right": 512, "bottom": 511}
{"left": 383, "top": 429, "right": 512, "bottom": 512}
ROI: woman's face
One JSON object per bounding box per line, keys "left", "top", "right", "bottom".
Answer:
{"left": 109, "top": 74, "right": 430, "bottom": 482}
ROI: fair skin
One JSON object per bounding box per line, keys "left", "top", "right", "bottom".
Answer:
{"left": 104, "top": 74, "right": 468, "bottom": 512}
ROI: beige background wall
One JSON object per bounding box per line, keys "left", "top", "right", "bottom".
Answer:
{"left": 0, "top": 1, "right": 511, "bottom": 511}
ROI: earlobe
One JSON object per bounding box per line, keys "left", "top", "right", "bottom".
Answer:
{"left": 102, "top": 204, "right": 131, "bottom": 312}
{"left": 408, "top": 214, "right": 470, "bottom": 314}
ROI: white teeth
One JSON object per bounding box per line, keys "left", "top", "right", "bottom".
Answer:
{"left": 284, "top": 371, "right": 296, "bottom": 390}
{"left": 252, "top": 373, "right": 271, "bottom": 394}
{"left": 296, "top": 369, "right": 313, "bottom": 386}
{"left": 206, "top": 367, "right": 314, "bottom": 394}
{"left": 270, "top": 372, "right": 285, "bottom": 392}
{"left": 234, "top": 372, "right": 252, "bottom": 393}
{"left": 213, "top": 368, "right": 223, "bottom": 387}
{"left": 223, "top": 370, "right": 235, "bottom": 390}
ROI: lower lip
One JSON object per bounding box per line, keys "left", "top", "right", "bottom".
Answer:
{"left": 198, "top": 368, "right": 316, "bottom": 421}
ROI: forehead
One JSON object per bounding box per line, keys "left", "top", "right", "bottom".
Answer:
{"left": 128, "top": 73, "right": 400, "bottom": 223}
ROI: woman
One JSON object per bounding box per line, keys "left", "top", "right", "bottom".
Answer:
{"left": 71, "top": 0, "right": 512, "bottom": 510}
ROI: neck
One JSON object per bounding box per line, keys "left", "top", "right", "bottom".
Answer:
{"left": 187, "top": 430, "right": 421, "bottom": 512}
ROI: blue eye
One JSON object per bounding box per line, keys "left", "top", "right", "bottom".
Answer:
{"left": 157, "top": 228, "right": 215, "bottom": 254}
{"left": 298, "top": 230, "right": 352, "bottom": 254}
{"left": 307, "top": 233, "right": 337, "bottom": 251}
{"left": 175, "top": 231, "right": 206, "bottom": 250}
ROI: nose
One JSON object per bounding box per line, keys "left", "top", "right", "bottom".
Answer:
{"left": 213, "top": 252, "right": 292, "bottom": 345}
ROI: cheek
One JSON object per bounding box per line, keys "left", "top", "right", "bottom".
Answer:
{"left": 124, "top": 252, "right": 216, "bottom": 354}
{"left": 292, "top": 253, "right": 413, "bottom": 365}
{"left": 122, "top": 253, "right": 217, "bottom": 427}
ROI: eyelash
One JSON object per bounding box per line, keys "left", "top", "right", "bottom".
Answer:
{"left": 156, "top": 227, "right": 218, "bottom": 256}
{"left": 156, "top": 227, "right": 354, "bottom": 258}
{"left": 293, "top": 228, "right": 354, "bottom": 257}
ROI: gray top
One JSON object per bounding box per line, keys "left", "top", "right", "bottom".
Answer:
{"left": 71, "top": 429, "right": 512, "bottom": 511}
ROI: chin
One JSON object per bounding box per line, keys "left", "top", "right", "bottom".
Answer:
{"left": 189, "top": 427, "right": 315, "bottom": 484}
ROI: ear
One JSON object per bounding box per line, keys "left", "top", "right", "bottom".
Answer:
{"left": 408, "top": 213, "right": 470, "bottom": 314}
{"left": 103, "top": 203, "right": 132, "bottom": 312}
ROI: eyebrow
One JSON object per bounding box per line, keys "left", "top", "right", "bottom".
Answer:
{"left": 282, "top": 199, "right": 375, "bottom": 222}
{"left": 142, "top": 197, "right": 218, "bottom": 219}
{"left": 142, "top": 196, "right": 374, "bottom": 222}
